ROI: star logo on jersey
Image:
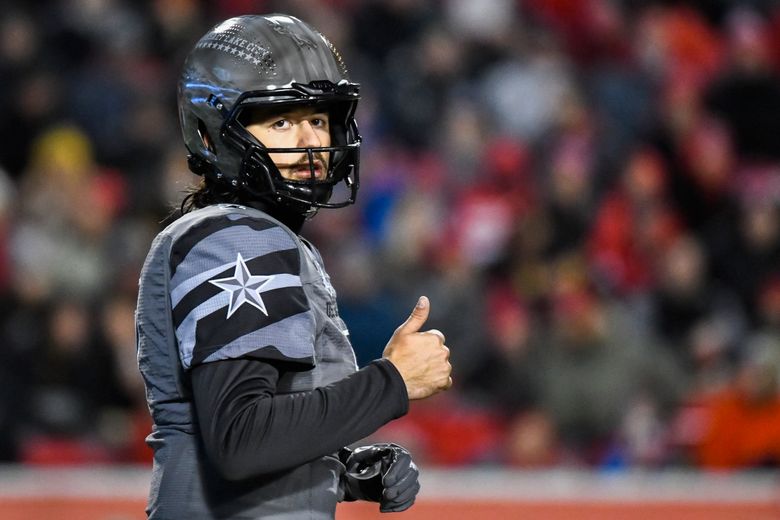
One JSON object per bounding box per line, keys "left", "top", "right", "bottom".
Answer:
{"left": 210, "top": 253, "right": 275, "bottom": 318}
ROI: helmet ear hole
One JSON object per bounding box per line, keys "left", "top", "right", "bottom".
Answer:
{"left": 197, "top": 119, "right": 216, "bottom": 153}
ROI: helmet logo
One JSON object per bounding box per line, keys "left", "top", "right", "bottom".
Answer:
{"left": 197, "top": 23, "right": 277, "bottom": 75}
{"left": 266, "top": 19, "right": 318, "bottom": 50}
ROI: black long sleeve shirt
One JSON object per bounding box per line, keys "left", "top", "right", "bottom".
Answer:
{"left": 190, "top": 357, "right": 409, "bottom": 480}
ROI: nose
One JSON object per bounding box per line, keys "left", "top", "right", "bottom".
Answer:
{"left": 297, "top": 121, "right": 322, "bottom": 148}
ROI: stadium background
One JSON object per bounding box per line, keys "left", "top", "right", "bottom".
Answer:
{"left": 0, "top": 0, "right": 779, "bottom": 517}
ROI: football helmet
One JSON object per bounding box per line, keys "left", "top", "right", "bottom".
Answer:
{"left": 178, "top": 14, "right": 361, "bottom": 213}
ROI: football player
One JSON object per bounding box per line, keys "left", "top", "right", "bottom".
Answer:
{"left": 136, "top": 13, "right": 452, "bottom": 519}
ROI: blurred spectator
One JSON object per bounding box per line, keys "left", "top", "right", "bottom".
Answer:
{"left": 650, "top": 234, "right": 746, "bottom": 369}
{"left": 459, "top": 285, "right": 542, "bottom": 415}
{"left": 525, "top": 0, "right": 631, "bottom": 66}
{"left": 504, "top": 410, "right": 559, "bottom": 467}
{"left": 756, "top": 276, "right": 780, "bottom": 334}
{"left": 478, "top": 33, "right": 574, "bottom": 143}
{"left": 447, "top": 137, "right": 535, "bottom": 269}
{"left": 0, "top": 11, "right": 50, "bottom": 178}
{"left": 542, "top": 100, "right": 598, "bottom": 257}
{"left": 10, "top": 125, "right": 125, "bottom": 300}
{"left": 352, "top": 0, "right": 433, "bottom": 64}
{"left": 705, "top": 6, "right": 780, "bottom": 161}
{"left": 694, "top": 333, "right": 780, "bottom": 468}
{"left": 715, "top": 191, "right": 780, "bottom": 318}
{"left": 380, "top": 24, "right": 466, "bottom": 149}
{"left": 669, "top": 116, "right": 740, "bottom": 265}
{"left": 587, "top": 146, "right": 682, "bottom": 296}
{"left": 21, "top": 298, "right": 126, "bottom": 464}
{"left": 537, "top": 273, "right": 684, "bottom": 464}
{"left": 97, "top": 292, "right": 153, "bottom": 463}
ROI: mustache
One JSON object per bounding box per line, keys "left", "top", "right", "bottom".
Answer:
{"left": 276, "top": 152, "right": 329, "bottom": 170}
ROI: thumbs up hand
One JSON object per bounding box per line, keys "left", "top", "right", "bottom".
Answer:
{"left": 382, "top": 296, "right": 453, "bottom": 400}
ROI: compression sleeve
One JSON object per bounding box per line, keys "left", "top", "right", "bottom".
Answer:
{"left": 190, "top": 357, "right": 409, "bottom": 481}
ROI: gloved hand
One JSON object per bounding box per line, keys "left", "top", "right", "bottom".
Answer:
{"left": 338, "top": 443, "right": 420, "bottom": 512}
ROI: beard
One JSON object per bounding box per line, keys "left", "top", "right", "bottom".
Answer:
{"left": 277, "top": 151, "right": 330, "bottom": 181}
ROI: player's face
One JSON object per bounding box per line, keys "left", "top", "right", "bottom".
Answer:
{"left": 244, "top": 106, "right": 331, "bottom": 181}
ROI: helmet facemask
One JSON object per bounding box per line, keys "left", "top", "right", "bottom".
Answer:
{"left": 207, "top": 81, "right": 360, "bottom": 215}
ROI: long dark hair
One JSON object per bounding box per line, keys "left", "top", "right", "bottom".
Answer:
{"left": 175, "top": 175, "right": 307, "bottom": 233}
{"left": 179, "top": 177, "right": 242, "bottom": 214}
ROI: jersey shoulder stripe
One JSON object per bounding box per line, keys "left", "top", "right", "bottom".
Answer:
{"left": 169, "top": 212, "right": 277, "bottom": 276}
{"left": 188, "top": 287, "right": 312, "bottom": 367}
{"left": 167, "top": 206, "right": 315, "bottom": 370}
{"left": 170, "top": 223, "right": 296, "bottom": 304}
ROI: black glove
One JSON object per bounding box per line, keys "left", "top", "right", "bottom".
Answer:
{"left": 339, "top": 443, "right": 420, "bottom": 512}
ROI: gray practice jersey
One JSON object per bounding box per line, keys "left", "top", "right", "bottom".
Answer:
{"left": 136, "top": 204, "right": 361, "bottom": 519}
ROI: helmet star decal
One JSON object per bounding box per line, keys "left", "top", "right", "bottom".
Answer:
{"left": 210, "top": 253, "right": 276, "bottom": 318}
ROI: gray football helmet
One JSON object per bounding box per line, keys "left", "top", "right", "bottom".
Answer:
{"left": 178, "top": 14, "right": 361, "bottom": 212}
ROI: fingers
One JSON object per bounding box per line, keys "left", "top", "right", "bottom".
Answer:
{"left": 384, "top": 296, "right": 452, "bottom": 401}
{"left": 380, "top": 478, "right": 420, "bottom": 512}
{"left": 381, "top": 452, "right": 412, "bottom": 486}
{"left": 391, "top": 478, "right": 420, "bottom": 505}
{"left": 382, "top": 460, "right": 417, "bottom": 492}
{"left": 381, "top": 466, "right": 420, "bottom": 512}
{"left": 395, "top": 296, "right": 430, "bottom": 335}
{"left": 422, "top": 328, "right": 445, "bottom": 345}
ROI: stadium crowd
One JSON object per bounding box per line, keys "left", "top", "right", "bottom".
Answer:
{"left": 2, "top": 0, "right": 780, "bottom": 471}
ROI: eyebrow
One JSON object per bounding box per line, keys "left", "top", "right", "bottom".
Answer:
{"left": 241, "top": 107, "right": 328, "bottom": 126}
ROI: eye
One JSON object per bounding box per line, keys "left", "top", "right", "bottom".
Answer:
{"left": 272, "top": 119, "right": 291, "bottom": 129}
{"left": 310, "top": 116, "right": 329, "bottom": 128}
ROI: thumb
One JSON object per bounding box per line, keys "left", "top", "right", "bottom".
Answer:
{"left": 396, "top": 296, "right": 430, "bottom": 335}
